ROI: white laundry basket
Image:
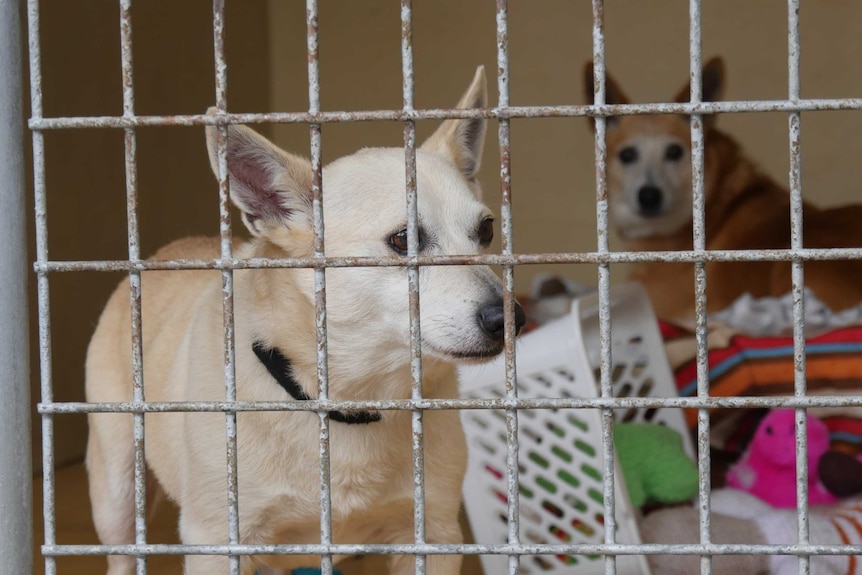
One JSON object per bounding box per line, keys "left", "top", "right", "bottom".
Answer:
{"left": 458, "top": 282, "right": 693, "bottom": 575}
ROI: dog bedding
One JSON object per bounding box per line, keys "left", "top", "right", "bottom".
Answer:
{"left": 663, "top": 317, "right": 862, "bottom": 455}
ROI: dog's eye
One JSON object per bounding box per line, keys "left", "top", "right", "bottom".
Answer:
{"left": 477, "top": 217, "right": 494, "bottom": 246}
{"left": 665, "top": 143, "right": 684, "bottom": 161}
{"left": 389, "top": 229, "right": 425, "bottom": 254}
{"left": 389, "top": 230, "right": 409, "bottom": 254}
{"left": 618, "top": 146, "right": 638, "bottom": 164}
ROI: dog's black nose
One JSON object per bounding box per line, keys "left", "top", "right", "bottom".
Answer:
{"left": 477, "top": 300, "right": 527, "bottom": 341}
{"left": 637, "top": 185, "right": 664, "bottom": 216}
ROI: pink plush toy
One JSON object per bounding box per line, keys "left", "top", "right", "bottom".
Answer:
{"left": 726, "top": 408, "right": 838, "bottom": 508}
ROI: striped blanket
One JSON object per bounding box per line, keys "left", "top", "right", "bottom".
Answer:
{"left": 661, "top": 320, "right": 862, "bottom": 455}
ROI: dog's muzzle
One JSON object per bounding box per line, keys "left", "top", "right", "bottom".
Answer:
{"left": 477, "top": 299, "right": 527, "bottom": 342}
{"left": 637, "top": 185, "right": 664, "bottom": 217}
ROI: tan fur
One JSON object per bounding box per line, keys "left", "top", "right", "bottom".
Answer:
{"left": 585, "top": 57, "right": 862, "bottom": 321}
{"left": 85, "top": 67, "right": 522, "bottom": 575}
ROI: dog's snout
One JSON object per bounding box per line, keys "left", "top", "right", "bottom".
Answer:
{"left": 637, "top": 185, "right": 664, "bottom": 216}
{"left": 477, "top": 300, "right": 527, "bottom": 341}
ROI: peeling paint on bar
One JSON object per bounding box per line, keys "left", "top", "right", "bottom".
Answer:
{"left": 26, "top": 98, "right": 862, "bottom": 131}
{"left": 590, "top": 2, "right": 620, "bottom": 574}
{"left": 786, "top": 3, "right": 812, "bottom": 572}
{"left": 495, "top": 3, "right": 522, "bottom": 574}
{"left": 686, "top": 4, "right": 715, "bottom": 574}
{"left": 305, "top": 2, "right": 334, "bottom": 574}
{"left": 211, "top": 2, "right": 241, "bottom": 573}
{"left": 33, "top": 245, "right": 862, "bottom": 274}
{"left": 39, "top": 541, "right": 862, "bottom": 558}
{"left": 37, "top": 394, "right": 862, "bottom": 415}
{"left": 118, "top": 1, "right": 148, "bottom": 573}
{"left": 26, "top": 0, "right": 58, "bottom": 573}
{"left": 401, "top": 4, "right": 427, "bottom": 573}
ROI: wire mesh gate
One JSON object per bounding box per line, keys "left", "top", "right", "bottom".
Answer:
{"left": 1, "top": 0, "right": 862, "bottom": 574}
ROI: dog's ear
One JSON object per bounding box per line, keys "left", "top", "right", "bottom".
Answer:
{"left": 421, "top": 66, "right": 487, "bottom": 182}
{"left": 584, "top": 61, "right": 630, "bottom": 132}
{"left": 205, "top": 108, "right": 313, "bottom": 237}
{"left": 673, "top": 57, "right": 725, "bottom": 125}
{"left": 701, "top": 57, "right": 726, "bottom": 103}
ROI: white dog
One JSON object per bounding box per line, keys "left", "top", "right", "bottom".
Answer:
{"left": 85, "top": 67, "right": 526, "bottom": 575}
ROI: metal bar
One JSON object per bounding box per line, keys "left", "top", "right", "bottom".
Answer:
{"left": 305, "top": 2, "right": 334, "bottom": 574}
{"left": 496, "top": 2, "right": 521, "bottom": 574}
{"left": 118, "top": 1, "right": 147, "bottom": 573}
{"left": 212, "top": 2, "right": 240, "bottom": 572}
{"left": 40, "top": 541, "right": 862, "bottom": 557}
{"left": 687, "top": 3, "right": 713, "bottom": 575}
{"left": 27, "top": 0, "right": 57, "bottom": 572}
{"left": 30, "top": 245, "right": 862, "bottom": 273}
{"left": 26, "top": 98, "right": 862, "bottom": 130}
{"left": 400, "top": 3, "right": 426, "bottom": 574}
{"left": 0, "top": 0, "right": 33, "bottom": 573}
{"left": 590, "top": 4, "right": 618, "bottom": 575}
{"left": 786, "top": 3, "right": 811, "bottom": 575}
{"left": 38, "top": 394, "right": 862, "bottom": 415}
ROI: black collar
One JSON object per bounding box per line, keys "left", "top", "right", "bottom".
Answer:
{"left": 251, "top": 341, "right": 381, "bottom": 425}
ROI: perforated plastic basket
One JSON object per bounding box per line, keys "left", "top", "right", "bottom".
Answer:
{"left": 458, "top": 283, "right": 693, "bottom": 575}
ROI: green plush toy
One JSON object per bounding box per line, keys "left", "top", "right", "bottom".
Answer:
{"left": 614, "top": 422, "right": 698, "bottom": 509}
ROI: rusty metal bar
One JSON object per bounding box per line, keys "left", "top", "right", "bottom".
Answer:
{"left": 31, "top": 245, "right": 862, "bottom": 273}
{"left": 786, "top": 3, "right": 812, "bottom": 574}
{"left": 590, "top": 3, "right": 619, "bottom": 575}
{"left": 687, "top": 3, "right": 714, "bottom": 575}
{"left": 305, "top": 1, "right": 334, "bottom": 574}
{"left": 0, "top": 0, "right": 33, "bottom": 573}
{"left": 211, "top": 2, "right": 240, "bottom": 573}
{"left": 495, "top": 2, "right": 521, "bottom": 573}
{"left": 26, "top": 0, "right": 58, "bottom": 573}
{"left": 118, "top": 1, "right": 148, "bottom": 573}
{"left": 400, "top": 2, "right": 427, "bottom": 574}
{"left": 26, "top": 98, "right": 862, "bottom": 130}
{"left": 38, "top": 394, "right": 862, "bottom": 415}
{"left": 39, "top": 541, "right": 862, "bottom": 558}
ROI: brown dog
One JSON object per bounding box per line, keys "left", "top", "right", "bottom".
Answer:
{"left": 584, "top": 57, "right": 862, "bottom": 321}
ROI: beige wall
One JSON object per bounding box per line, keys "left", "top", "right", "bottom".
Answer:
{"left": 30, "top": 0, "right": 270, "bottom": 466}
{"left": 268, "top": 0, "right": 862, "bottom": 295}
